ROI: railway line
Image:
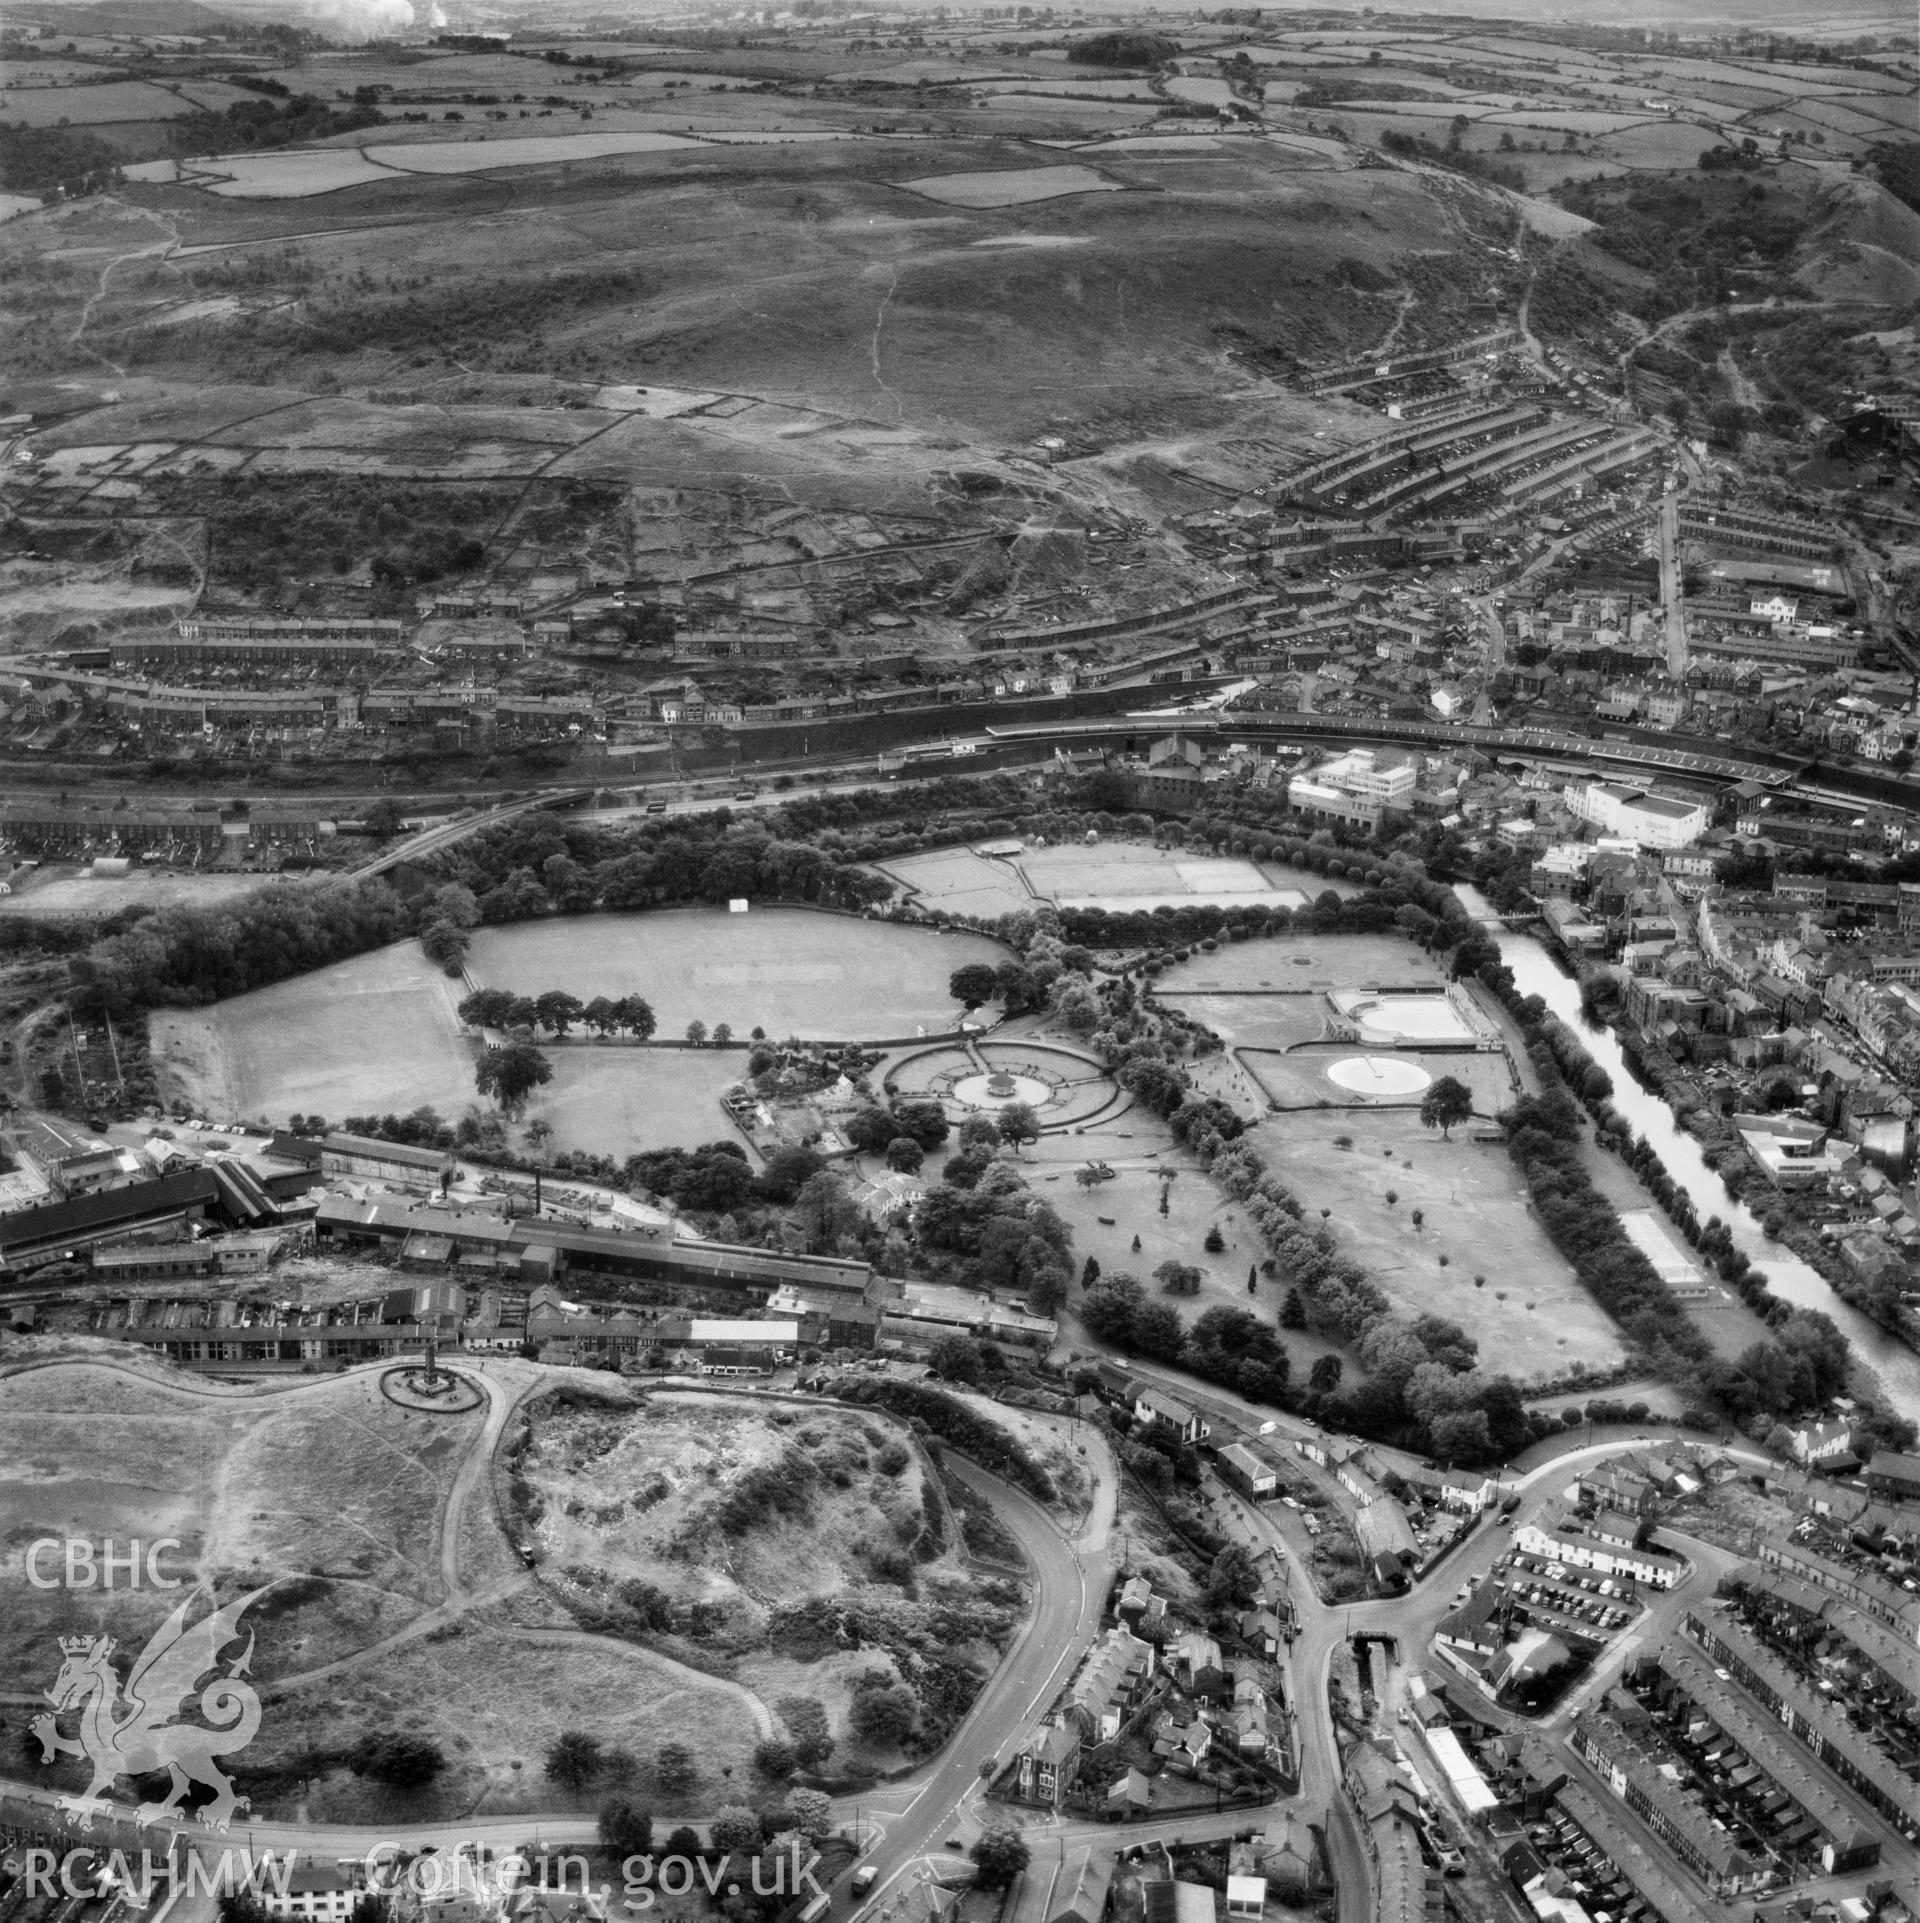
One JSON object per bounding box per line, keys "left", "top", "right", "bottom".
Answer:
{"left": 341, "top": 703, "right": 1914, "bottom": 881}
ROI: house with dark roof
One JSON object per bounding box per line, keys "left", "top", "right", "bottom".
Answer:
{"left": 1866, "top": 1449, "right": 1920, "bottom": 1505}
{"left": 1218, "top": 1442, "right": 1278, "bottom": 1499}
{"left": 1569, "top": 1703, "right": 1764, "bottom": 1896}
{"left": 1135, "top": 1386, "right": 1208, "bottom": 1445}
{"left": 1343, "top": 1741, "right": 1441, "bottom": 1923}
{"left": 1169, "top": 1630, "right": 1226, "bottom": 1700}
{"left": 1238, "top": 1606, "right": 1286, "bottom": 1660}
{"left": 1013, "top": 1720, "right": 1081, "bottom": 1809}
{"left": 1065, "top": 1626, "right": 1156, "bottom": 1742}
{"left": 1151, "top": 1711, "right": 1211, "bottom": 1773}
{"left": 1048, "top": 1848, "right": 1114, "bottom": 1923}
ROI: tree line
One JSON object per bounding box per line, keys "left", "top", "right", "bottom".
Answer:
{"left": 457, "top": 987, "right": 658, "bottom": 1040}
{"left": 75, "top": 792, "right": 915, "bottom": 1015}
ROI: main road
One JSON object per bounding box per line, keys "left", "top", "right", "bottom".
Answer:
{"left": 1115, "top": 1353, "right": 1786, "bottom": 1921}
{"left": 1657, "top": 486, "right": 1688, "bottom": 678}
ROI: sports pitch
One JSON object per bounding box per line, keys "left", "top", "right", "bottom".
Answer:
{"left": 150, "top": 940, "right": 473, "bottom": 1125}
{"left": 466, "top": 906, "right": 1005, "bottom": 1040}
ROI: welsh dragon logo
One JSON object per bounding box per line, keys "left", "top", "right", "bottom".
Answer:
{"left": 32, "top": 1585, "right": 268, "bottom": 1832}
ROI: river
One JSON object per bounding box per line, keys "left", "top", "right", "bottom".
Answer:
{"left": 1458, "top": 888, "right": 1920, "bottom": 1428}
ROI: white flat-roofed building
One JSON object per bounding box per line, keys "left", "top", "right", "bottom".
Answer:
{"left": 1307, "top": 747, "right": 1418, "bottom": 805}
{"left": 1284, "top": 776, "right": 1382, "bottom": 831}
{"left": 1564, "top": 781, "right": 1709, "bottom": 850}
{"left": 688, "top": 1318, "right": 799, "bottom": 1347}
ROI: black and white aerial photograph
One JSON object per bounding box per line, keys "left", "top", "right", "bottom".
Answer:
{"left": 0, "top": 0, "right": 1917, "bottom": 1915}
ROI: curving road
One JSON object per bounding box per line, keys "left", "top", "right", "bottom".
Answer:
{"left": 0, "top": 1385, "right": 1121, "bottom": 1906}
{"left": 0, "top": 1346, "right": 1796, "bottom": 1922}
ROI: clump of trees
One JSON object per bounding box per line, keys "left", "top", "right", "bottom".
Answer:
{"left": 0, "top": 124, "right": 122, "bottom": 196}
{"left": 833, "top": 1378, "right": 1056, "bottom": 1500}
{"left": 1067, "top": 29, "right": 1178, "bottom": 65}
{"left": 458, "top": 987, "right": 658, "bottom": 1039}
{"left": 948, "top": 959, "right": 1043, "bottom": 1014}
{"left": 1555, "top": 171, "right": 1813, "bottom": 321}
{"left": 474, "top": 1041, "right": 552, "bottom": 1118}
{"left": 1419, "top": 1074, "right": 1474, "bottom": 1139}
{"left": 176, "top": 475, "right": 508, "bottom": 601}
{"left": 169, "top": 92, "right": 387, "bottom": 156}
{"left": 910, "top": 1140, "right": 1075, "bottom": 1315}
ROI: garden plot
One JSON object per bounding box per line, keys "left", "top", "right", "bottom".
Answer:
{"left": 0, "top": 1365, "right": 481, "bottom": 1703}
{"left": 149, "top": 939, "right": 472, "bottom": 1126}
{"left": 467, "top": 908, "right": 1006, "bottom": 1042}
{"left": 895, "top": 165, "right": 1126, "bottom": 207}
{"left": 1251, "top": 1109, "right": 1623, "bottom": 1383}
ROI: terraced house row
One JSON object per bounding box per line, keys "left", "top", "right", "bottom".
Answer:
{"left": 1642, "top": 1642, "right": 1884, "bottom": 1876}
{"left": 1681, "top": 1605, "right": 1919, "bottom": 1843}
{"left": 1756, "top": 1527, "right": 1920, "bottom": 1646}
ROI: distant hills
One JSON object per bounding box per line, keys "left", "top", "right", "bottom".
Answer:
{"left": 14, "top": 0, "right": 245, "bottom": 33}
